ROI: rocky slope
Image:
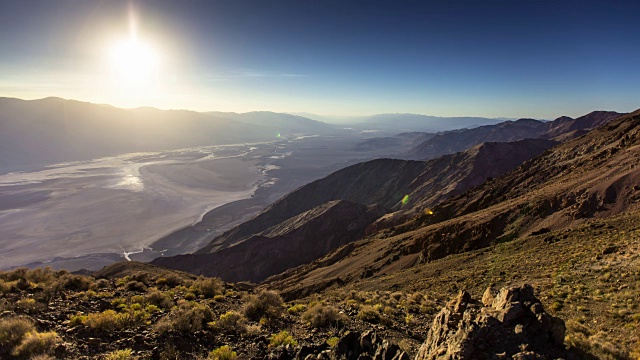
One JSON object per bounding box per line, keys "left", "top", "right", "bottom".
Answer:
{"left": 153, "top": 201, "right": 387, "bottom": 282}
{"left": 374, "top": 138, "right": 557, "bottom": 228}
{"left": 192, "top": 138, "right": 556, "bottom": 257}
{"left": 1, "top": 263, "right": 589, "bottom": 359}
{"left": 406, "top": 111, "right": 622, "bottom": 160}
{"left": 266, "top": 110, "right": 640, "bottom": 302}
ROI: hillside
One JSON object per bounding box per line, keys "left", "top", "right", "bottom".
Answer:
{"left": 266, "top": 110, "right": 640, "bottom": 299}
{"left": 406, "top": 111, "right": 622, "bottom": 160}
{"left": 0, "top": 262, "right": 591, "bottom": 359}
{"left": 153, "top": 137, "right": 556, "bottom": 283}
{"left": 153, "top": 201, "right": 386, "bottom": 282}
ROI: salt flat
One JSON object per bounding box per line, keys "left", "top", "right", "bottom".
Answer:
{"left": 0, "top": 143, "right": 277, "bottom": 269}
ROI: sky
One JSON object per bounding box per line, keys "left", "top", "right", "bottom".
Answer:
{"left": 0, "top": 0, "right": 639, "bottom": 119}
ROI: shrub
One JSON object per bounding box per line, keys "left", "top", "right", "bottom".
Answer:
{"left": 104, "top": 348, "right": 135, "bottom": 360}
{"left": 15, "top": 298, "right": 45, "bottom": 312}
{"left": 243, "top": 290, "right": 283, "bottom": 321}
{"left": 326, "top": 336, "right": 339, "bottom": 348}
{"left": 161, "top": 273, "right": 184, "bottom": 287}
{"left": 208, "top": 345, "right": 237, "bottom": 360}
{"left": 95, "top": 279, "right": 111, "bottom": 289}
{"left": 210, "top": 311, "right": 247, "bottom": 334}
{"left": 85, "top": 310, "right": 131, "bottom": 331}
{"left": 154, "top": 300, "right": 213, "bottom": 333}
{"left": 12, "top": 331, "right": 60, "bottom": 357}
{"left": 29, "top": 354, "right": 55, "bottom": 360}
{"left": 301, "top": 304, "right": 345, "bottom": 328}
{"left": 190, "top": 277, "right": 224, "bottom": 298}
{"left": 0, "top": 317, "right": 35, "bottom": 350}
{"left": 287, "top": 304, "right": 307, "bottom": 315}
{"left": 269, "top": 330, "right": 297, "bottom": 348}
{"left": 357, "top": 306, "right": 381, "bottom": 324}
{"left": 25, "top": 268, "right": 55, "bottom": 285}
{"left": 144, "top": 290, "right": 173, "bottom": 309}
{"left": 124, "top": 281, "right": 147, "bottom": 292}
{"left": 0, "top": 279, "right": 15, "bottom": 293}
{"left": 69, "top": 314, "right": 88, "bottom": 327}
{"left": 59, "top": 274, "right": 94, "bottom": 291}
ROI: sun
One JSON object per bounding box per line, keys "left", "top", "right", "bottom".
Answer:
{"left": 109, "top": 38, "right": 159, "bottom": 89}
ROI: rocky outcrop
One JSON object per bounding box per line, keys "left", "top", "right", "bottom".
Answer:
{"left": 415, "top": 285, "right": 566, "bottom": 360}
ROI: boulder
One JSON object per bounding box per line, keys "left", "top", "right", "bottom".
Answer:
{"left": 415, "top": 285, "right": 567, "bottom": 360}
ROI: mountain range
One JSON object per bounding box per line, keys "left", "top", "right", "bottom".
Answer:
{"left": 153, "top": 109, "right": 627, "bottom": 283}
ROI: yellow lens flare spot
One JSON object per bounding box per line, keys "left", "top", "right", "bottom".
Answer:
{"left": 424, "top": 209, "right": 434, "bottom": 215}
{"left": 276, "top": 132, "right": 281, "bottom": 138}
{"left": 401, "top": 195, "right": 410, "bottom": 205}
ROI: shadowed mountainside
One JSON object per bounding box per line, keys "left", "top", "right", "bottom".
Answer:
{"left": 152, "top": 200, "right": 386, "bottom": 282}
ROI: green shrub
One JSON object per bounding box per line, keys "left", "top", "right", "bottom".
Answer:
{"left": 301, "top": 304, "right": 345, "bottom": 328}
{"left": 0, "top": 316, "right": 35, "bottom": 350}
{"left": 208, "top": 345, "right": 237, "bottom": 360}
{"left": 69, "top": 314, "right": 88, "bottom": 327}
{"left": 190, "top": 277, "right": 224, "bottom": 298}
{"left": 85, "top": 310, "right": 132, "bottom": 331}
{"left": 104, "top": 348, "right": 135, "bottom": 360}
{"left": 15, "top": 298, "right": 45, "bottom": 312}
{"left": 269, "top": 330, "right": 297, "bottom": 348}
{"left": 287, "top": 304, "right": 307, "bottom": 315}
{"left": 145, "top": 290, "right": 173, "bottom": 309}
{"left": 326, "top": 336, "right": 339, "bottom": 348}
{"left": 25, "top": 268, "right": 56, "bottom": 285}
{"left": 210, "top": 311, "right": 247, "bottom": 334}
{"left": 154, "top": 300, "right": 213, "bottom": 333}
{"left": 95, "top": 279, "right": 111, "bottom": 289}
{"left": 124, "top": 281, "right": 147, "bottom": 292}
{"left": 357, "top": 305, "right": 381, "bottom": 324}
{"left": 12, "top": 331, "right": 60, "bottom": 357}
{"left": 59, "top": 274, "right": 94, "bottom": 291}
{"left": 243, "top": 290, "right": 283, "bottom": 321}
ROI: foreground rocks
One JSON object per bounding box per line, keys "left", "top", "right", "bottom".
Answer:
{"left": 415, "top": 284, "right": 567, "bottom": 360}
{"left": 267, "top": 285, "right": 570, "bottom": 360}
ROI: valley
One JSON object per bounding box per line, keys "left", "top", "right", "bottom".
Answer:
{"left": 0, "top": 133, "right": 393, "bottom": 271}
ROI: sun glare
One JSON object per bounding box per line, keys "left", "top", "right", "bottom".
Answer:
{"left": 109, "top": 38, "right": 159, "bottom": 89}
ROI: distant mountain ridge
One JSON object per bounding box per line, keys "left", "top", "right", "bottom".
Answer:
{"left": 0, "top": 97, "right": 324, "bottom": 171}
{"left": 406, "top": 111, "right": 623, "bottom": 160}
{"left": 208, "top": 111, "right": 334, "bottom": 134}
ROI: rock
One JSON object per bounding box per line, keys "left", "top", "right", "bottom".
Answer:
{"left": 270, "top": 331, "right": 405, "bottom": 360}
{"left": 415, "top": 285, "right": 568, "bottom": 360}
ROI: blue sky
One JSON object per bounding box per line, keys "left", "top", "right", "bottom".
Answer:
{"left": 0, "top": 0, "right": 639, "bottom": 118}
